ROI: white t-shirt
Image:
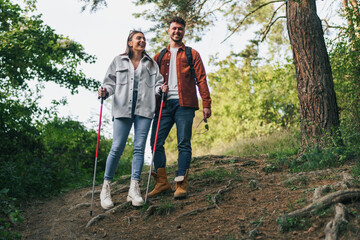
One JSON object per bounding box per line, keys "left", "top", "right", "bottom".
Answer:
{"left": 167, "top": 47, "right": 179, "bottom": 100}
{"left": 133, "top": 63, "right": 141, "bottom": 91}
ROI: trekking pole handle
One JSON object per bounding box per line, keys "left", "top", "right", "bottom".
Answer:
{"left": 98, "top": 87, "right": 105, "bottom": 103}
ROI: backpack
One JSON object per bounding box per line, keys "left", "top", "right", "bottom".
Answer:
{"left": 156, "top": 46, "right": 198, "bottom": 86}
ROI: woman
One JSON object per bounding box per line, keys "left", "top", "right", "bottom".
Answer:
{"left": 98, "top": 30, "right": 167, "bottom": 208}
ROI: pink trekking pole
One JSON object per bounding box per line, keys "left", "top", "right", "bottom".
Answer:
{"left": 145, "top": 93, "right": 165, "bottom": 203}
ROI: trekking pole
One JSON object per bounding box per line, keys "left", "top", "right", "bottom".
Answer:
{"left": 145, "top": 92, "right": 165, "bottom": 204}
{"left": 90, "top": 90, "right": 104, "bottom": 216}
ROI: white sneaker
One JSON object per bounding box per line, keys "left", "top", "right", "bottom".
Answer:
{"left": 100, "top": 180, "right": 114, "bottom": 210}
{"left": 127, "top": 179, "right": 144, "bottom": 206}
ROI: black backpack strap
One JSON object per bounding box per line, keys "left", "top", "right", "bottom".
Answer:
{"left": 157, "top": 48, "right": 167, "bottom": 68}
{"left": 185, "top": 46, "right": 198, "bottom": 86}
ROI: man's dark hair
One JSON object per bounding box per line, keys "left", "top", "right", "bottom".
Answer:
{"left": 169, "top": 16, "right": 186, "bottom": 27}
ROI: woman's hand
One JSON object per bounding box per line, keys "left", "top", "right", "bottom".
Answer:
{"left": 161, "top": 84, "right": 168, "bottom": 93}
{"left": 98, "top": 87, "right": 107, "bottom": 98}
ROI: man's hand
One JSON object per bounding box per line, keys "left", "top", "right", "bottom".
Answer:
{"left": 203, "top": 107, "right": 211, "bottom": 119}
{"left": 98, "top": 87, "right": 107, "bottom": 98}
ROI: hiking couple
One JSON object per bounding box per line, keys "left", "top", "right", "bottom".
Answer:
{"left": 98, "top": 16, "right": 212, "bottom": 209}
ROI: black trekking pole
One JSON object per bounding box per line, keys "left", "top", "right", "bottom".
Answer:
{"left": 90, "top": 91, "right": 104, "bottom": 216}
{"left": 145, "top": 92, "right": 165, "bottom": 204}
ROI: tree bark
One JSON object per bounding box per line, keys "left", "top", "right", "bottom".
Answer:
{"left": 286, "top": 0, "right": 340, "bottom": 148}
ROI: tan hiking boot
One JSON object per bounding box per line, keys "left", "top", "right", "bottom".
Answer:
{"left": 174, "top": 170, "right": 189, "bottom": 199}
{"left": 147, "top": 168, "right": 172, "bottom": 197}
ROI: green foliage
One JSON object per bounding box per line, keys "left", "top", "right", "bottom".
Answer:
{"left": 155, "top": 200, "right": 175, "bottom": 216}
{"left": 186, "top": 55, "right": 298, "bottom": 156}
{"left": 328, "top": 6, "right": 360, "bottom": 160}
{"left": 191, "top": 168, "right": 241, "bottom": 184}
{"left": 0, "top": 116, "right": 114, "bottom": 200}
{"left": 277, "top": 216, "right": 310, "bottom": 232}
{"left": 0, "top": 189, "right": 23, "bottom": 240}
{"left": 0, "top": 2, "right": 134, "bottom": 229}
{"left": 351, "top": 160, "right": 360, "bottom": 183}
{"left": 0, "top": 0, "right": 99, "bottom": 93}
{"left": 284, "top": 176, "right": 308, "bottom": 191}
{"left": 0, "top": 0, "right": 109, "bottom": 200}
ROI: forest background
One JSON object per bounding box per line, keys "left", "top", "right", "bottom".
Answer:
{"left": 1, "top": 0, "right": 359, "bottom": 239}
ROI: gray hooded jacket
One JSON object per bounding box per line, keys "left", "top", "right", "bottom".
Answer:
{"left": 102, "top": 54, "right": 163, "bottom": 119}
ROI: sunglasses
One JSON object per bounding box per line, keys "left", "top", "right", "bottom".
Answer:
{"left": 196, "top": 118, "right": 209, "bottom": 134}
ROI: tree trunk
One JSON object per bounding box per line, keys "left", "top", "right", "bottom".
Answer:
{"left": 286, "top": 0, "right": 340, "bottom": 148}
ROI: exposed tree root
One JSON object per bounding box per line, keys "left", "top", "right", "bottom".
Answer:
{"left": 313, "top": 185, "right": 332, "bottom": 201}
{"left": 86, "top": 214, "right": 106, "bottom": 228}
{"left": 334, "top": 172, "right": 356, "bottom": 189}
{"left": 325, "top": 203, "right": 348, "bottom": 240}
{"left": 85, "top": 202, "right": 130, "bottom": 228}
{"left": 69, "top": 203, "right": 90, "bottom": 211}
{"left": 105, "top": 202, "right": 130, "bottom": 215}
{"left": 279, "top": 189, "right": 360, "bottom": 224}
{"left": 249, "top": 217, "right": 263, "bottom": 238}
{"left": 212, "top": 180, "right": 233, "bottom": 209}
{"left": 175, "top": 180, "right": 233, "bottom": 217}
{"left": 83, "top": 190, "right": 100, "bottom": 199}
{"left": 143, "top": 205, "right": 159, "bottom": 219}
{"left": 175, "top": 205, "right": 216, "bottom": 219}
{"left": 281, "top": 169, "right": 333, "bottom": 185}
{"left": 143, "top": 201, "right": 194, "bottom": 219}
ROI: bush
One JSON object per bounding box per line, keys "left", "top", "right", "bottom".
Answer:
{"left": 0, "top": 189, "right": 23, "bottom": 240}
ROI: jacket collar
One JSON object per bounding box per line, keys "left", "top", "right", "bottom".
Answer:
{"left": 119, "top": 53, "right": 153, "bottom": 62}
{"left": 166, "top": 43, "right": 185, "bottom": 52}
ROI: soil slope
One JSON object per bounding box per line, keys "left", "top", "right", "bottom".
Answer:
{"left": 16, "top": 155, "right": 360, "bottom": 239}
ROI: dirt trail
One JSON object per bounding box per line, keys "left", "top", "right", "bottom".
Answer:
{"left": 16, "top": 155, "right": 360, "bottom": 239}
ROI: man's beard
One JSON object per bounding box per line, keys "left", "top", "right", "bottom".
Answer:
{"left": 171, "top": 35, "right": 183, "bottom": 43}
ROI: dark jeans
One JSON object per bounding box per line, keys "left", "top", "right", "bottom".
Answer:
{"left": 150, "top": 99, "right": 195, "bottom": 176}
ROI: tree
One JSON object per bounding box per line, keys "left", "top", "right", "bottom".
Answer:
{"left": 286, "top": 0, "right": 340, "bottom": 148}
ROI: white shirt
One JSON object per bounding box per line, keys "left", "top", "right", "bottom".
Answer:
{"left": 168, "top": 47, "right": 179, "bottom": 100}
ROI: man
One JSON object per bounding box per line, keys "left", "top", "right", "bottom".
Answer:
{"left": 147, "top": 16, "right": 211, "bottom": 199}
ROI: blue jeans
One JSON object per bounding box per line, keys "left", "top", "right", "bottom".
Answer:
{"left": 104, "top": 92, "right": 152, "bottom": 181}
{"left": 150, "top": 99, "right": 195, "bottom": 176}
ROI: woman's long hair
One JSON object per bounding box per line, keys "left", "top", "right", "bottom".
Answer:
{"left": 122, "top": 30, "right": 151, "bottom": 59}
{"left": 122, "top": 30, "right": 154, "bottom": 67}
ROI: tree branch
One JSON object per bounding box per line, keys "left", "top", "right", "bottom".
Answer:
{"left": 322, "top": 19, "right": 342, "bottom": 33}
{"left": 189, "top": 0, "right": 232, "bottom": 26}
{"left": 260, "top": 2, "right": 286, "bottom": 42}
{"left": 260, "top": 16, "right": 286, "bottom": 42}
{"left": 221, "top": 0, "right": 285, "bottom": 43}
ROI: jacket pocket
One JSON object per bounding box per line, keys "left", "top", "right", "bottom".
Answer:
{"left": 116, "top": 67, "right": 128, "bottom": 85}
{"left": 145, "top": 67, "right": 156, "bottom": 88}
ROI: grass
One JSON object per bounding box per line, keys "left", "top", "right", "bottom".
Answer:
{"left": 284, "top": 176, "right": 308, "bottom": 190}
{"left": 190, "top": 168, "right": 242, "bottom": 184}
{"left": 277, "top": 215, "right": 311, "bottom": 232}
{"left": 221, "top": 128, "right": 301, "bottom": 157}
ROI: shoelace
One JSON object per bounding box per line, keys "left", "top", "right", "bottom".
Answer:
{"left": 105, "top": 184, "right": 111, "bottom": 199}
